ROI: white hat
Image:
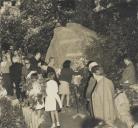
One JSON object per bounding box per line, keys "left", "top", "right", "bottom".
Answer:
{"left": 89, "top": 62, "right": 98, "bottom": 71}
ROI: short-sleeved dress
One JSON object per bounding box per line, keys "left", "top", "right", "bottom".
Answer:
{"left": 45, "top": 80, "right": 62, "bottom": 111}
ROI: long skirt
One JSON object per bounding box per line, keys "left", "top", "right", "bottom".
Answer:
{"left": 2, "top": 73, "right": 13, "bottom": 96}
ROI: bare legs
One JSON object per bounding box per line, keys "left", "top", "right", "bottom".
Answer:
{"left": 50, "top": 111, "right": 60, "bottom": 128}
{"left": 66, "top": 94, "right": 70, "bottom": 106}
{"left": 50, "top": 111, "right": 55, "bottom": 126}
{"left": 61, "top": 95, "right": 65, "bottom": 106}
{"left": 61, "top": 94, "right": 70, "bottom": 107}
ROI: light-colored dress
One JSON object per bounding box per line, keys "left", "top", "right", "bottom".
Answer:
{"left": 45, "top": 80, "right": 62, "bottom": 111}
{"left": 59, "top": 81, "right": 70, "bottom": 95}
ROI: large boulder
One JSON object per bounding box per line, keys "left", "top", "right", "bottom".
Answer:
{"left": 46, "top": 23, "right": 101, "bottom": 69}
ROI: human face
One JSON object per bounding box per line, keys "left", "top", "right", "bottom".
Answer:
{"left": 2, "top": 56, "right": 7, "bottom": 62}
{"left": 25, "top": 61, "right": 30, "bottom": 69}
{"left": 14, "top": 51, "right": 18, "bottom": 55}
{"left": 95, "top": 67, "right": 104, "bottom": 75}
{"left": 124, "top": 59, "right": 130, "bottom": 66}
{"left": 50, "top": 58, "right": 55, "bottom": 65}
{"left": 35, "top": 53, "right": 41, "bottom": 60}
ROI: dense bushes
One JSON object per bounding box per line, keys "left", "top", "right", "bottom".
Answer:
{"left": 0, "top": 98, "right": 27, "bottom": 128}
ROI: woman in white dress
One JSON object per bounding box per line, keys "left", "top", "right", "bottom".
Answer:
{"left": 45, "top": 72, "right": 62, "bottom": 128}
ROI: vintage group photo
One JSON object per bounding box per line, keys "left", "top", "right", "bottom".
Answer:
{"left": 0, "top": 0, "right": 138, "bottom": 128}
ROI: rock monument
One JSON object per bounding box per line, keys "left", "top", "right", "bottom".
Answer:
{"left": 46, "top": 23, "right": 101, "bottom": 69}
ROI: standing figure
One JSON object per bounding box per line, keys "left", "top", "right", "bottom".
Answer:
{"left": 30, "top": 52, "right": 41, "bottom": 72}
{"left": 86, "top": 62, "right": 117, "bottom": 127}
{"left": 21, "top": 58, "right": 31, "bottom": 102}
{"left": 0, "top": 53, "right": 13, "bottom": 96}
{"left": 120, "top": 57, "right": 136, "bottom": 85}
{"left": 59, "top": 60, "right": 77, "bottom": 107}
{"left": 48, "top": 57, "right": 55, "bottom": 69}
{"left": 10, "top": 56, "right": 23, "bottom": 100}
{"left": 45, "top": 72, "right": 62, "bottom": 128}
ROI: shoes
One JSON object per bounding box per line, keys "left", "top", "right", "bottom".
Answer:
{"left": 66, "top": 105, "right": 70, "bottom": 108}
{"left": 50, "top": 123, "right": 61, "bottom": 128}
{"left": 51, "top": 124, "right": 56, "bottom": 128}
{"left": 57, "top": 122, "right": 60, "bottom": 128}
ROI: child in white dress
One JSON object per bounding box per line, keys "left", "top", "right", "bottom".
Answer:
{"left": 45, "top": 72, "right": 62, "bottom": 128}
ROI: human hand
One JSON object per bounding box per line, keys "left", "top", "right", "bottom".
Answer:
{"left": 124, "top": 80, "right": 129, "bottom": 84}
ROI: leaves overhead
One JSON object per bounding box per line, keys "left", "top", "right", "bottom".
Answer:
{"left": 0, "top": 0, "right": 138, "bottom": 82}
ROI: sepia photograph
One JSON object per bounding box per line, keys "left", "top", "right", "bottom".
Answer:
{"left": 0, "top": 0, "right": 138, "bottom": 128}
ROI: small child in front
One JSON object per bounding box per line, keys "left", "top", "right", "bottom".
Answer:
{"left": 45, "top": 72, "right": 62, "bottom": 128}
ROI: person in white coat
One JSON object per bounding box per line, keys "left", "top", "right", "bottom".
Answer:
{"left": 45, "top": 72, "right": 62, "bottom": 128}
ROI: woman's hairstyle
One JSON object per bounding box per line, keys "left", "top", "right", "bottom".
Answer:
{"left": 31, "top": 73, "right": 38, "bottom": 79}
{"left": 63, "top": 60, "right": 71, "bottom": 68}
{"left": 41, "top": 61, "right": 48, "bottom": 66}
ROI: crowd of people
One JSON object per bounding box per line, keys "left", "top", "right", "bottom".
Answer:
{"left": 0, "top": 48, "right": 138, "bottom": 128}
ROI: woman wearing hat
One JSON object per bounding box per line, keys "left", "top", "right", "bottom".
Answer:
{"left": 86, "top": 62, "right": 117, "bottom": 127}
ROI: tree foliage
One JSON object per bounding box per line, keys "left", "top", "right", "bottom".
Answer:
{"left": 20, "top": 0, "right": 57, "bottom": 54}
{"left": 0, "top": 0, "right": 138, "bottom": 81}
{"left": 0, "top": 98, "right": 27, "bottom": 128}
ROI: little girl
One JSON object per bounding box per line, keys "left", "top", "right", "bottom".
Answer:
{"left": 45, "top": 72, "right": 62, "bottom": 128}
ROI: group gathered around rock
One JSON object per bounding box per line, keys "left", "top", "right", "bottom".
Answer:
{"left": 0, "top": 48, "right": 138, "bottom": 128}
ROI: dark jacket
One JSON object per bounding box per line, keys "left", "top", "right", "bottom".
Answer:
{"left": 10, "top": 63, "right": 23, "bottom": 82}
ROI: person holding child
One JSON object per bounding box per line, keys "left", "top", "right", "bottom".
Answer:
{"left": 45, "top": 72, "right": 62, "bottom": 128}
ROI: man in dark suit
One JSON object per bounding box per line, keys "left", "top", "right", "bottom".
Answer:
{"left": 10, "top": 56, "right": 23, "bottom": 100}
